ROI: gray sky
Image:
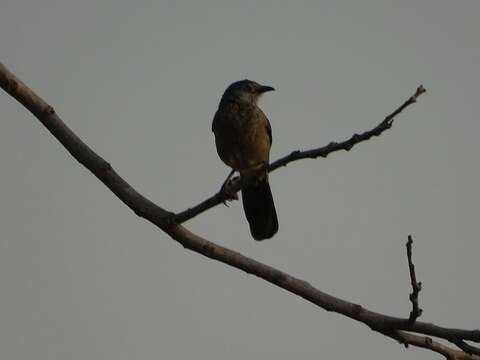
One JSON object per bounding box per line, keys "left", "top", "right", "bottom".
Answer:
{"left": 1, "top": 1, "right": 479, "bottom": 359}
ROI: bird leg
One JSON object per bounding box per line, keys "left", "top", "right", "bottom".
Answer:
{"left": 220, "top": 169, "right": 239, "bottom": 205}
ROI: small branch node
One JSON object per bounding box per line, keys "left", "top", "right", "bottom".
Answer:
{"left": 44, "top": 105, "right": 55, "bottom": 116}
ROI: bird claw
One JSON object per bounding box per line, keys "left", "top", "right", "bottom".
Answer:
{"left": 220, "top": 177, "right": 239, "bottom": 206}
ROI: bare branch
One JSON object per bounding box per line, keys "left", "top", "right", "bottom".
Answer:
{"left": 1, "top": 62, "right": 477, "bottom": 359}
{"left": 406, "top": 235, "right": 423, "bottom": 325}
{"left": 269, "top": 85, "right": 425, "bottom": 171}
{"left": 175, "top": 85, "right": 426, "bottom": 224}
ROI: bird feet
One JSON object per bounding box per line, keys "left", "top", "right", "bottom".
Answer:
{"left": 220, "top": 175, "right": 239, "bottom": 206}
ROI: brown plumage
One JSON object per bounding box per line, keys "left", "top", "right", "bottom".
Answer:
{"left": 212, "top": 80, "right": 278, "bottom": 240}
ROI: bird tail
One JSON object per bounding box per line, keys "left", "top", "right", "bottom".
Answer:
{"left": 241, "top": 177, "right": 278, "bottom": 240}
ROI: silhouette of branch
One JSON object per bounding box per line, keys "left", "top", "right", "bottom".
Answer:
{"left": 1, "top": 61, "right": 478, "bottom": 359}
{"left": 174, "top": 85, "right": 426, "bottom": 224}
{"left": 406, "top": 235, "right": 423, "bottom": 324}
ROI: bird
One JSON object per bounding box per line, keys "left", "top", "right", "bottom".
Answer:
{"left": 212, "top": 79, "right": 278, "bottom": 240}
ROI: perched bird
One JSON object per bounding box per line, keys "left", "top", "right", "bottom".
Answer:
{"left": 212, "top": 79, "right": 278, "bottom": 240}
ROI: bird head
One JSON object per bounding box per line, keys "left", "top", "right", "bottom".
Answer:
{"left": 221, "top": 79, "right": 275, "bottom": 105}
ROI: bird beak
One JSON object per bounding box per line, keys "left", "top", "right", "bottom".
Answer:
{"left": 257, "top": 85, "right": 275, "bottom": 93}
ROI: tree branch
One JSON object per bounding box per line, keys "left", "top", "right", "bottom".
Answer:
{"left": 174, "top": 85, "right": 426, "bottom": 224}
{"left": 1, "top": 61, "right": 478, "bottom": 359}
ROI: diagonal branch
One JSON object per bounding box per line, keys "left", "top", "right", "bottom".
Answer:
{"left": 1, "top": 61, "right": 478, "bottom": 359}
{"left": 269, "top": 85, "right": 425, "bottom": 171}
{"left": 174, "top": 85, "right": 426, "bottom": 224}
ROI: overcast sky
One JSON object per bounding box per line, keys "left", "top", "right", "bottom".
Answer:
{"left": 1, "top": 1, "right": 479, "bottom": 359}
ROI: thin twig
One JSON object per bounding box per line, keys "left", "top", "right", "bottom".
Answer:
{"left": 406, "top": 235, "right": 423, "bottom": 325}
